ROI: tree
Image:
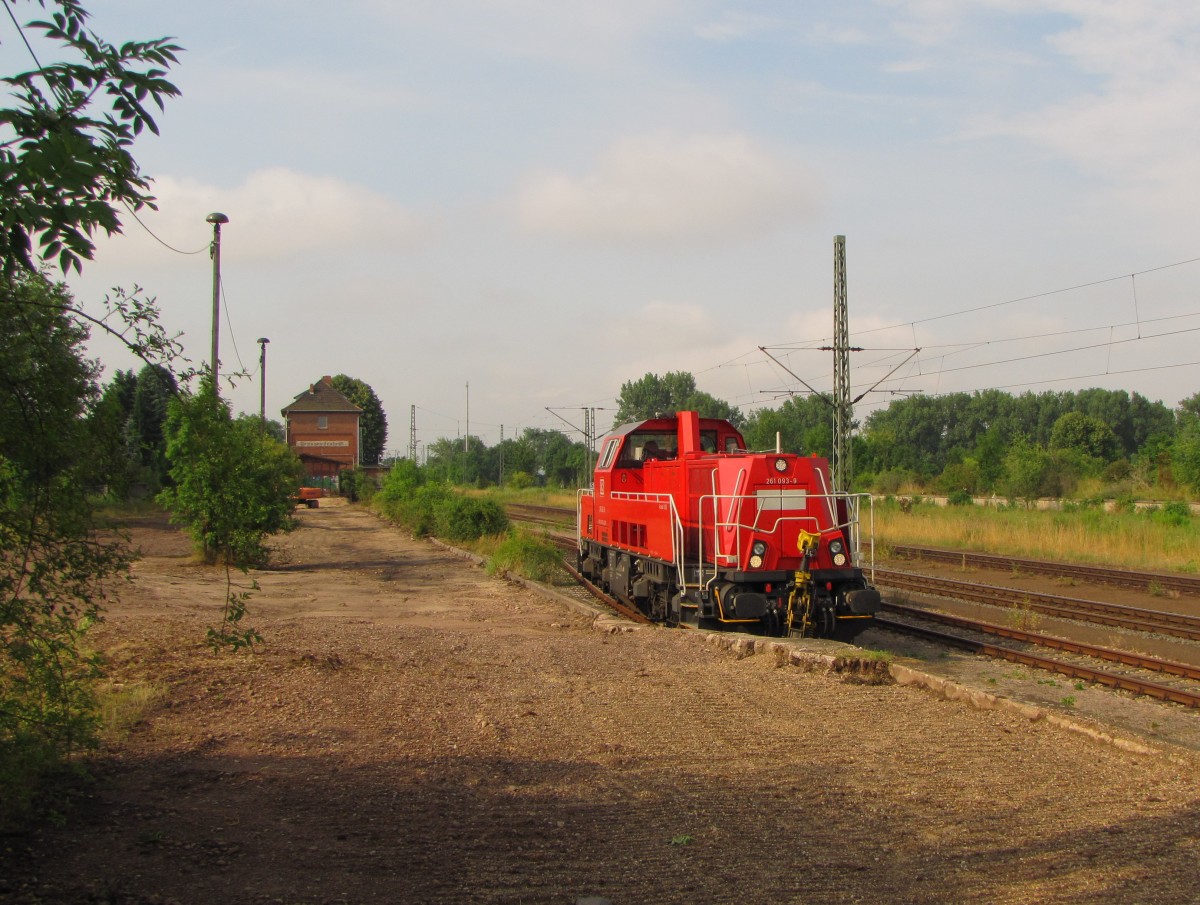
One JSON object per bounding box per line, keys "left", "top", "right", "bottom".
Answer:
{"left": 614, "top": 371, "right": 742, "bottom": 426}
{"left": 742, "top": 395, "right": 833, "bottom": 455}
{"left": 1049, "top": 412, "right": 1119, "bottom": 462}
{"left": 330, "top": 374, "right": 387, "bottom": 465}
{"left": 158, "top": 380, "right": 304, "bottom": 647}
{"left": 0, "top": 271, "right": 133, "bottom": 820}
{"left": 1, "top": 1, "right": 181, "bottom": 274}
{"left": 0, "top": 1, "right": 182, "bottom": 820}
{"left": 159, "top": 380, "right": 303, "bottom": 568}
{"left": 127, "top": 363, "right": 177, "bottom": 485}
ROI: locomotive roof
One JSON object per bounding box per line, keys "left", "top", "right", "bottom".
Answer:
{"left": 606, "top": 412, "right": 736, "bottom": 437}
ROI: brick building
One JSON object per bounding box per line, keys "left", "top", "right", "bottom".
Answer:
{"left": 282, "top": 376, "right": 362, "bottom": 481}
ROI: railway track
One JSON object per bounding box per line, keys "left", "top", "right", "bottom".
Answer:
{"left": 876, "top": 609, "right": 1200, "bottom": 708}
{"left": 507, "top": 502, "right": 1200, "bottom": 708}
{"left": 887, "top": 544, "right": 1200, "bottom": 597}
{"left": 874, "top": 568, "right": 1200, "bottom": 642}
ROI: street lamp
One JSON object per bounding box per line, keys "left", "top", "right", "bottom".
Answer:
{"left": 206, "top": 212, "right": 229, "bottom": 392}
{"left": 257, "top": 337, "right": 270, "bottom": 426}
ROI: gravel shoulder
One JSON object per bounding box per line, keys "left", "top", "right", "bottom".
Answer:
{"left": 4, "top": 499, "right": 1200, "bottom": 904}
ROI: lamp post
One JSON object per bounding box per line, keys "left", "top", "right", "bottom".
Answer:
{"left": 206, "top": 212, "right": 229, "bottom": 392}
{"left": 257, "top": 337, "right": 270, "bottom": 426}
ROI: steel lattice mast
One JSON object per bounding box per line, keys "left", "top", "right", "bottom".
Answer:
{"left": 832, "top": 235, "right": 851, "bottom": 493}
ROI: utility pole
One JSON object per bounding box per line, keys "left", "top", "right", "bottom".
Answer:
{"left": 257, "top": 337, "right": 270, "bottom": 426}
{"left": 409, "top": 404, "right": 417, "bottom": 461}
{"left": 206, "top": 212, "right": 228, "bottom": 392}
{"left": 832, "top": 234, "right": 851, "bottom": 493}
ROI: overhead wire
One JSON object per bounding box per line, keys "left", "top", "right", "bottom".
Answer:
{"left": 122, "top": 202, "right": 210, "bottom": 255}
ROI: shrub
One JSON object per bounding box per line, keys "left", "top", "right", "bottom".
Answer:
{"left": 436, "top": 496, "right": 509, "bottom": 542}
{"left": 486, "top": 531, "right": 566, "bottom": 584}
{"left": 403, "top": 483, "right": 454, "bottom": 537}
{"left": 159, "top": 384, "right": 303, "bottom": 568}
{"left": 1149, "top": 501, "right": 1192, "bottom": 527}
{"left": 946, "top": 489, "right": 974, "bottom": 507}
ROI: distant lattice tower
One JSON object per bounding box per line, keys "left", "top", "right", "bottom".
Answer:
{"left": 409, "top": 404, "right": 417, "bottom": 461}
{"left": 832, "top": 235, "right": 851, "bottom": 493}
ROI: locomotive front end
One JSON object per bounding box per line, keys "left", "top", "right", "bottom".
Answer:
{"left": 695, "top": 451, "right": 880, "bottom": 639}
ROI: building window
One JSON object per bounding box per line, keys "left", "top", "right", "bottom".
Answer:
{"left": 317, "top": 416, "right": 328, "bottom": 430}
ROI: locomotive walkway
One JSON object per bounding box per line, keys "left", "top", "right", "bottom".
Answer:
{"left": 6, "top": 500, "right": 1200, "bottom": 904}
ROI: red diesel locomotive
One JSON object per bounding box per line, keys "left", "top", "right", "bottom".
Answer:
{"left": 577, "top": 411, "right": 880, "bottom": 639}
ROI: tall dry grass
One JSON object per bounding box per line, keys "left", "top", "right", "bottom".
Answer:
{"left": 874, "top": 500, "right": 1200, "bottom": 574}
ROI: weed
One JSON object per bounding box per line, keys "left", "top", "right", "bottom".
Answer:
{"left": 1147, "top": 581, "right": 1180, "bottom": 600}
{"left": 670, "top": 835, "right": 694, "bottom": 846}
{"left": 1007, "top": 599, "right": 1042, "bottom": 632}
{"left": 859, "top": 649, "right": 893, "bottom": 663}
{"left": 1073, "top": 680, "right": 1085, "bottom": 691}
{"left": 486, "top": 530, "right": 569, "bottom": 585}
{"left": 98, "top": 682, "right": 164, "bottom": 745}
{"left": 1061, "top": 695, "right": 1076, "bottom": 708}
{"left": 1036, "top": 678, "right": 1060, "bottom": 687}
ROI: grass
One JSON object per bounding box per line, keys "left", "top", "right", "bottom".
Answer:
{"left": 466, "top": 486, "right": 578, "bottom": 509}
{"left": 472, "top": 529, "right": 572, "bottom": 586}
{"left": 874, "top": 499, "right": 1200, "bottom": 573}
{"left": 97, "top": 681, "right": 164, "bottom": 746}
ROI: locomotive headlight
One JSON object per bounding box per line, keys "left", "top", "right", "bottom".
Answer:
{"left": 749, "top": 554, "right": 764, "bottom": 568}
{"left": 774, "top": 458, "right": 788, "bottom": 473}
{"left": 752, "top": 540, "right": 768, "bottom": 557}
{"left": 828, "top": 538, "right": 847, "bottom": 566}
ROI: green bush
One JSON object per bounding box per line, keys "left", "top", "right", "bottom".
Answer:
{"left": 946, "top": 489, "right": 974, "bottom": 506}
{"left": 486, "top": 530, "right": 566, "bottom": 583}
{"left": 1148, "top": 501, "right": 1192, "bottom": 527}
{"left": 436, "top": 496, "right": 509, "bottom": 542}
{"left": 394, "top": 483, "right": 454, "bottom": 537}
{"left": 159, "top": 384, "right": 303, "bottom": 568}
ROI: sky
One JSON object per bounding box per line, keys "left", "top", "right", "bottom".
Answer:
{"left": 5, "top": 0, "right": 1200, "bottom": 457}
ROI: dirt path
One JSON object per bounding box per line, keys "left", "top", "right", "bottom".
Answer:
{"left": 4, "top": 500, "right": 1200, "bottom": 904}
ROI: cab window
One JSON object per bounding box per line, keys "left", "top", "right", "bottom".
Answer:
{"left": 598, "top": 437, "right": 620, "bottom": 469}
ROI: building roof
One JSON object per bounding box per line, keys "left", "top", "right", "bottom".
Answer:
{"left": 281, "top": 375, "right": 363, "bottom": 415}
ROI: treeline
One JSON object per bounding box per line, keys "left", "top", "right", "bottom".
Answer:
{"left": 609, "top": 372, "right": 1200, "bottom": 499}
{"left": 413, "top": 428, "right": 591, "bottom": 489}
{"left": 410, "top": 374, "right": 1200, "bottom": 499}
{"left": 850, "top": 388, "right": 1199, "bottom": 499}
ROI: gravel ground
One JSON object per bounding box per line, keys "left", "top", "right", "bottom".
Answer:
{"left": 3, "top": 499, "right": 1199, "bottom": 904}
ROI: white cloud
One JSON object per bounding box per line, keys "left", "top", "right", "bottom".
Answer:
{"left": 360, "top": 0, "right": 680, "bottom": 67}
{"left": 960, "top": 4, "right": 1200, "bottom": 218}
{"left": 98, "top": 168, "right": 426, "bottom": 265}
{"left": 694, "top": 13, "right": 781, "bottom": 42}
{"left": 515, "top": 133, "right": 822, "bottom": 245}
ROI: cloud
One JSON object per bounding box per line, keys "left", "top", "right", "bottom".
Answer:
{"left": 359, "top": 0, "right": 679, "bottom": 68}
{"left": 961, "top": 4, "right": 1200, "bottom": 216}
{"left": 100, "top": 168, "right": 426, "bottom": 264}
{"left": 693, "top": 13, "right": 781, "bottom": 42}
{"left": 514, "top": 133, "right": 822, "bottom": 245}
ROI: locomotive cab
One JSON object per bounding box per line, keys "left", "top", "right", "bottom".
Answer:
{"left": 578, "top": 412, "right": 880, "bottom": 640}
